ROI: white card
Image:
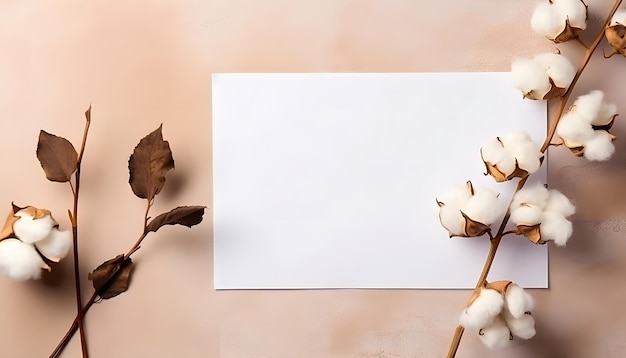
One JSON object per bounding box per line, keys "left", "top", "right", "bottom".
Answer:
{"left": 212, "top": 72, "right": 547, "bottom": 289}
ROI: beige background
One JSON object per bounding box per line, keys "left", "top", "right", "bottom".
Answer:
{"left": 0, "top": 0, "right": 625, "bottom": 357}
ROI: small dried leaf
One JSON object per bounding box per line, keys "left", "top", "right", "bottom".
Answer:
{"left": 145, "top": 206, "right": 206, "bottom": 234}
{"left": 36, "top": 130, "right": 78, "bottom": 182}
{"left": 128, "top": 124, "right": 175, "bottom": 201}
{"left": 88, "top": 254, "right": 133, "bottom": 299}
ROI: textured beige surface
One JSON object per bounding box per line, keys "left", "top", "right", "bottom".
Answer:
{"left": 0, "top": 0, "right": 625, "bottom": 357}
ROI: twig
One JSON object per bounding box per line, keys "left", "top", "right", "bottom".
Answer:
{"left": 446, "top": 1, "right": 623, "bottom": 356}
{"left": 69, "top": 107, "right": 92, "bottom": 358}
{"left": 50, "top": 196, "right": 153, "bottom": 357}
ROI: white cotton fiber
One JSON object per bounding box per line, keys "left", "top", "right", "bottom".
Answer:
{"left": 479, "top": 316, "right": 512, "bottom": 349}
{"left": 12, "top": 212, "right": 55, "bottom": 244}
{"left": 611, "top": 8, "right": 626, "bottom": 26}
{"left": 463, "top": 188, "right": 503, "bottom": 225}
{"left": 504, "top": 312, "right": 536, "bottom": 340}
{"left": 511, "top": 183, "right": 549, "bottom": 208}
{"left": 504, "top": 284, "right": 534, "bottom": 318}
{"left": 584, "top": 130, "right": 615, "bottom": 162}
{"left": 594, "top": 101, "right": 618, "bottom": 126}
{"left": 554, "top": 0, "right": 588, "bottom": 29}
{"left": 460, "top": 288, "right": 504, "bottom": 330}
{"left": 510, "top": 204, "right": 543, "bottom": 226}
{"left": 511, "top": 58, "right": 550, "bottom": 96}
{"left": 572, "top": 90, "right": 604, "bottom": 123}
{"left": 439, "top": 205, "right": 465, "bottom": 237}
{"left": 545, "top": 189, "right": 576, "bottom": 217}
{"left": 557, "top": 112, "right": 595, "bottom": 146}
{"left": 437, "top": 184, "right": 473, "bottom": 236}
{"left": 36, "top": 229, "right": 72, "bottom": 262}
{"left": 0, "top": 239, "right": 45, "bottom": 281}
{"left": 514, "top": 141, "right": 543, "bottom": 173}
{"left": 531, "top": 3, "right": 564, "bottom": 38}
{"left": 480, "top": 137, "right": 507, "bottom": 165}
{"left": 534, "top": 52, "right": 576, "bottom": 88}
{"left": 540, "top": 212, "right": 573, "bottom": 246}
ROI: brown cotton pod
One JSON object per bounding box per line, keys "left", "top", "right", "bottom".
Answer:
{"left": 523, "top": 78, "right": 566, "bottom": 101}
{"left": 553, "top": 18, "right": 585, "bottom": 43}
{"left": 461, "top": 211, "right": 491, "bottom": 237}
{"left": 515, "top": 224, "right": 544, "bottom": 244}
{"left": 605, "top": 23, "right": 626, "bottom": 58}
{"left": 486, "top": 280, "right": 513, "bottom": 295}
{"left": 482, "top": 160, "right": 530, "bottom": 183}
{"left": 0, "top": 203, "right": 57, "bottom": 240}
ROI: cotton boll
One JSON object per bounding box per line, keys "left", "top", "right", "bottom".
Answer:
{"left": 556, "top": 112, "right": 595, "bottom": 146}
{"left": 0, "top": 239, "right": 46, "bottom": 281}
{"left": 504, "top": 284, "right": 534, "bottom": 318}
{"left": 514, "top": 141, "right": 543, "bottom": 173}
{"left": 540, "top": 212, "right": 573, "bottom": 246}
{"left": 460, "top": 288, "right": 504, "bottom": 330}
{"left": 12, "top": 212, "right": 55, "bottom": 244}
{"left": 36, "top": 228, "right": 72, "bottom": 262}
{"left": 554, "top": 0, "right": 588, "bottom": 29}
{"left": 511, "top": 58, "right": 551, "bottom": 96}
{"left": 594, "top": 101, "right": 618, "bottom": 126}
{"left": 462, "top": 188, "right": 503, "bottom": 225}
{"left": 510, "top": 204, "right": 543, "bottom": 226}
{"left": 511, "top": 183, "right": 549, "bottom": 208}
{"left": 437, "top": 184, "right": 473, "bottom": 208}
{"left": 545, "top": 189, "right": 576, "bottom": 217}
{"left": 438, "top": 205, "right": 465, "bottom": 237}
{"left": 504, "top": 312, "right": 536, "bottom": 340}
{"left": 534, "top": 53, "right": 576, "bottom": 88}
{"left": 531, "top": 3, "right": 564, "bottom": 38}
{"left": 437, "top": 184, "right": 474, "bottom": 236}
{"left": 611, "top": 8, "right": 626, "bottom": 26}
{"left": 584, "top": 130, "right": 615, "bottom": 162}
{"left": 479, "top": 316, "right": 512, "bottom": 349}
{"left": 572, "top": 90, "right": 604, "bottom": 123}
{"left": 481, "top": 137, "right": 507, "bottom": 165}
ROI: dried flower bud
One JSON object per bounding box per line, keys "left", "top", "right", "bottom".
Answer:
{"left": 531, "top": 0, "right": 588, "bottom": 43}
{"left": 481, "top": 131, "right": 543, "bottom": 182}
{"left": 510, "top": 184, "right": 575, "bottom": 246}
{"left": 605, "top": 8, "right": 626, "bottom": 58}
{"left": 0, "top": 204, "right": 71, "bottom": 281}
{"left": 511, "top": 53, "right": 575, "bottom": 100}
{"left": 436, "top": 182, "right": 503, "bottom": 238}
{"left": 461, "top": 281, "right": 536, "bottom": 349}
{"left": 556, "top": 90, "right": 618, "bottom": 161}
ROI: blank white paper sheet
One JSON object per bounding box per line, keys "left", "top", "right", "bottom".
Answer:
{"left": 212, "top": 72, "right": 548, "bottom": 290}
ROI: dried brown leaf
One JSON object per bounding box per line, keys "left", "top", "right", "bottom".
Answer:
{"left": 88, "top": 254, "right": 133, "bottom": 299}
{"left": 36, "top": 130, "right": 78, "bottom": 182}
{"left": 128, "top": 124, "right": 175, "bottom": 201}
{"left": 145, "top": 206, "right": 206, "bottom": 234}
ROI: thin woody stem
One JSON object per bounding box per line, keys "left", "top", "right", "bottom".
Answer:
{"left": 447, "top": 1, "right": 622, "bottom": 356}
{"left": 50, "top": 196, "right": 153, "bottom": 357}
{"left": 49, "top": 229, "right": 146, "bottom": 358}
{"left": 71, "top": 109, "right": 92, "bottom": 358}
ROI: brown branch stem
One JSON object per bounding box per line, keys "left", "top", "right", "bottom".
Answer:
{"left": 49, "top": 229, "right": 145, "bottom": 358}
{"left": 50, "top": 195, "right": 153, "bottom": 357}
{"left": 446, "top": 2, "right": 622, "bottom": 356}
{"left": 69, "top": 109, "right": 92, "bottom": 358}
